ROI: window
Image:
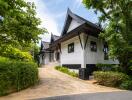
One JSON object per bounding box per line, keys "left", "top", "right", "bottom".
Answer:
{"left": 68, "top": 43, "right": 74, "bottom": 53}
{"left": 90, "top": 41, "right": 97, "bottom": 52}
{"left": 103, "top": 44, "right": 109, "bottom": 60}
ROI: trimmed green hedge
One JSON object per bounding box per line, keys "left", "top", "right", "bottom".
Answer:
{"left": 55, "top": 66, "right": 78, "bottom": 77}
{"left": 0, "top": 57, "right": 38, "bottom": 96}
{"left": 93, "top": 71, "right": 129, "bottom": 87}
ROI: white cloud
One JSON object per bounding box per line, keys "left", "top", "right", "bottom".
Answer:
{"left": 26, "top": 0, "right": 60, "bottom": 39}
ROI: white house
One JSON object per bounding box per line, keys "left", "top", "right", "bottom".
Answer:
{"left": 39, "top": 9, "right": 118, "bottom": 73}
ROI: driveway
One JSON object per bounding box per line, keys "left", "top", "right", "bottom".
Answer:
{"left": 0, "top": 64, "right": 122, "bottom": 100}
{"left": 35, "top": 91, "right": 132, "bottom": 100}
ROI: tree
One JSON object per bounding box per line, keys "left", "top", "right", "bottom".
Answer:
{"left": 83, "top": 0, "right": 132, "bottom": 73}
{"left": 0, "top": 0, "right": 46, "bottom": 47}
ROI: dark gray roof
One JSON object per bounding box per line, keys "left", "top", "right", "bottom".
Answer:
{"left": 51, "top": 33, "right": 60, "bottom": 43}
{"left": 53, "top": 35, "right": 60, "bottom": 41}
{"left": 42, "top": 41, "right": 50, "bottom": 49}
{"left": 61, "top": 8, "right": 102, "bottom": 36}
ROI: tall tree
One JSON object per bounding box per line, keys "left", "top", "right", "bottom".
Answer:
{"left": 0, "top": 0, "right": 46, "bottom": 47}
{"left": 83, "top": 0, "right": 132, "bottom": 73}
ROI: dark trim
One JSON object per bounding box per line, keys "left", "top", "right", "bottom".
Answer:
{"left": 58, "top": 43, "right": 62, "bottom": 53}
{"left": 68, "top": 43, "right": 74, "bottom": 53}
{"left": 62, "top": 64, "right": 81, "bottom": 69}
{"left": 86, "top": 64, "right": 97, "bottom": 75}
{"left": 78, "top": 32, "right": 83, "bottom": 49}
{"left": 84, "top": 34, "right": 89, "bottom": 49}
{"left": 90, "top": 41, "right": 97, "bottom": 52}
{"left": 61, "top": 8, "right": 102, "bottom": 36}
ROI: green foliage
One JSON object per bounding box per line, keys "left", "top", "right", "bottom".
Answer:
{"left": 0, "top": 46, "right": 33, "bottom": 61}
{"left": 0, "top": 0, "right": 46, "bottom": 47}
{"left": 0, "top": 57, "right": 38, "bottom": 96}
{"left": 96, "top": 63, "right": 122, "bottom": 72}
{"left": 83, "top": 0, "right": 132, "bottom": 73}
{"left": 96, "top": 63, "right": 113, "bottom": 71}
{"left": 55, "top": 66, "right": 78, "bottom": 77}
{"left": 120, "top": 79, "right": 132, "bottom": 90}
{"left": 93, "top": 71, "right": 129, "bottom": 87}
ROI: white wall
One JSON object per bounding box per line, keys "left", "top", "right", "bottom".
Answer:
{"left": 83, "top": 34, "right": 119, "bottom": 65}
{"left": 67, "top": 19, "right": 83, "bottom": 33}
{"left": 44, "top": 53, "right": 50, "bottom": 64}
{"left": 60, "top": 35, "right": 84, "bottom": 67}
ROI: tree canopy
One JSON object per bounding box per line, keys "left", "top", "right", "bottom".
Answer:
{"left": 83, "top": 0, "right": 132, "bottom": 73}
{"left": 0, "top": 0, "right": 45, "bottom": 47}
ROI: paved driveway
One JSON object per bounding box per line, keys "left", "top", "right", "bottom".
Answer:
{"left": 35, "top": 91, "right": 132, "bottom": 100}
{"left": 0, "top": 65, "right": 122, "bottom": 100}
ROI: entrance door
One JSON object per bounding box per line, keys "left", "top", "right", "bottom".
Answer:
{"left": 56, "top": 52, "right": 60, "bottom": 61}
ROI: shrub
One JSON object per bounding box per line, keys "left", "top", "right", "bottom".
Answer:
{"left": 55, "top": 66, "right": 78, "bottom": 77}
{"left": 96, "top": 63, "right": 114, "bottom": 71}
{"left": 0, "top": 46, "right": 33, "bottom": 61}
{"left": 93, "top": 71, "right": 129, "bottom": 87}
{"left": 96, "top": 63, "right": 122, "bottom": 72}
{"left": 120, "top": 80, "right": 132, "bottom": 90}
{"left": 0, "top": 57, "right": 38, "bottom": 96}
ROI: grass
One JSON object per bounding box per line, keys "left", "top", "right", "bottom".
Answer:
{"left": 55, "top": 66, "right": 78, "bottom": 77}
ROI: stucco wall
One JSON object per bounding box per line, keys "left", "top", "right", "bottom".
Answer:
{"left": 60, "top": 35, "right": 84, "bottom": 66}
{"left": 67, "top": 19, "right": 83, "bottom": 33}
{"left": 44, "top": 53, "right": 50, "bottom": 64}
{"left": 60, "top": 33, "right": 119, "bottom": 68}
{"left": 83, "top": 34, "right": 119, "bottom": 65}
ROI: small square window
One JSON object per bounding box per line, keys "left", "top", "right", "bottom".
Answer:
{"left": 68, "top": 43, "right": 74, "bottom": 53}
{"left": 90, "top": 41, "right": 97, "bottom": 52}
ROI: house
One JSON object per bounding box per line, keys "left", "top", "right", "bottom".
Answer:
{"left": 39, "top": 9, "right": 119, "bottom": 72}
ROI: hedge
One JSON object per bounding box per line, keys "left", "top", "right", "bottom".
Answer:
{"left": 55, "top": 66, "right": 78, "bottom": 77}
{"left": 93, "top": 71, "right": 129, "bottom": 87}
{"left": 120, "top": 80, "right": 132, "bottom": 90}
{"left": 0, "top": 57, "right": 38, "bottom": 96}
{"left": 96, "top": 63, "right": 122, "bottom": 72}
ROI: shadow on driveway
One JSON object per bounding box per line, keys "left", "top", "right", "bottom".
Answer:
{"left": 33, "top": 91, "right": 132, "bottom": 100}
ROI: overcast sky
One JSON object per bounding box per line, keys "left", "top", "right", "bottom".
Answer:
{"left": 28, "top": 0, "right": 100, "bottom": 42}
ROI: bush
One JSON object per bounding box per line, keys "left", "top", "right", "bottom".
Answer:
{"left": 0, "top": 57, "right": 38, "bottom": 96}
{"left": 96, "top": 63, "right": 122, "bottom": 72}
{"left": 0, "top": 46, "right": 33, "bottom": 61}
{"left": 96, "top": 63, "right": 114, "bottom": 71}
{"left": 93, "top": 71, "right": 129, "bottom": 87}
{"left": 55, "top": 66, "right": 78, "bottom": 77}
{"left": 120, "top": 80, "right": 132, "bottom": 90}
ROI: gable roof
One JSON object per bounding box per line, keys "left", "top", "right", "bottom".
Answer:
{"left": 61, "top": 8, "right": 102, "bottom": 36}
{"left": 50, "top": 33, "right": 60, "bottom": 43}
{"left": 41, "top": 41, "right": 50, "bottom": 50}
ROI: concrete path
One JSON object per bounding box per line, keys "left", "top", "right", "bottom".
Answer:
{"left": 0, "top": 64, "right": 123, "bottom": 100}
{"left": 35, "top": 91, "right": 132, "bottom": 100}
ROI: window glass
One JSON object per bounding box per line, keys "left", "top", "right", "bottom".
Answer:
{"left": 90, "top": 41, "right": 97, "bottom": 52}
{"left": 68, "top": 43, "right": 74, "bottom": 53}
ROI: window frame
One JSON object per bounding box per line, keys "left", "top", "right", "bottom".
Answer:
{"left": 103, "top": 44, "right": 109, "bottom": 60}
{"left": 90, "top": 41, "right": 97, "bottom": 52}
{"left": 68, "top": 43, "right": 74, "bottom": 53}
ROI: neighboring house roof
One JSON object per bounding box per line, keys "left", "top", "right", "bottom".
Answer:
{"left": 41, "top": 41, "right": 50, "bottom": 50}
{"left": 61, "top": 8, "right": 102, "bottom": 36}
{"left": 51, "top": 33, "right": 60, "bottom": 43}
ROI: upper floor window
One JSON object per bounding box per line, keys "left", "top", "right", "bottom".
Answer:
{"left": 103, "top": 44, "right": 109, "bottom": 60}
{"left": 68, "top": 43, "right": 74, "bottom": 53}
{"left": 90, "top": 41, "right": 97, "bottom": 52}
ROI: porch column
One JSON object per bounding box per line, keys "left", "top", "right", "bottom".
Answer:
{"left": 80, "top": 33, "right": 86, "bottom": 68}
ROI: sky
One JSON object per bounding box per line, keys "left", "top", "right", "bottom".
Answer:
{"left": 28, "top": 0, "right": 100, "bottom": 42}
